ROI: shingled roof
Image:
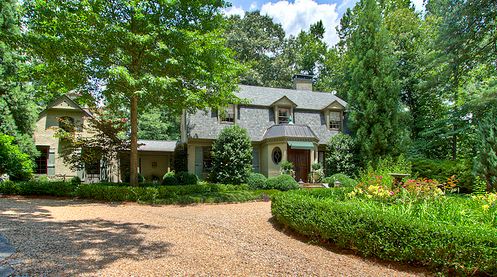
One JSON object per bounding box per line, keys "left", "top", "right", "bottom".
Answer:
{"left": 263, "top": 124, "right": 318, "bottom": 141}
{"left": 236, "top": 85, "right": 347, "bottom": 110}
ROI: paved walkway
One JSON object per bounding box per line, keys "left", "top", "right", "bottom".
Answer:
{"left": 0, "top": 197, "right": 427, "bottom": 276}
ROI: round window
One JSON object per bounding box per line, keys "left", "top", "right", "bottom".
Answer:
{"left": 272, "top": 147, "right": 282, "bottom": 164}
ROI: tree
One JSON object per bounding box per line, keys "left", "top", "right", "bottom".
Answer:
{"left": 138, "top": 107, "right": 179, "bottom": 141}
{"left": 0, "top": 0, "right": 38, "bottom": 158}
{"left": 473, "top": 112, "right": 497, "bottom": 191}
{"left": 55, "top": 109, "right": 130, "bottom": 181}
{"left": 344, "top": 0, "right": 407, "bottom": 162}
{"left": 0, "top": 133, "right": 34, "bottom": 180}
{"left": 225, "top": 11, "right": 293, "bottom": 88}
{"left": 210, "top": 125, "right": 252, "bottom": 184}
{"left": 24, "top": 0, "right": 242, "bottom": 185}
{"left": 288, "top": 20, "right": 328, "bottom": 76}
{"left": 325, "top": 133, "right": 356, "bottom": 176}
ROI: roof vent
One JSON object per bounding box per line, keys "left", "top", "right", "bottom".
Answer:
{"left": 292, "top": 74, "right": 313, "bottom": 91}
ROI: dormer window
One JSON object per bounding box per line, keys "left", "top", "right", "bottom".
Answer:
{"left": 219, "top": 104, "right": 236, "bottom": 124}
{"left": 58, "top": 116, "right": 75, "bottom": 132}
{"left": 278, "top": 108, "right": 291, "bottom": 124}
{"left": 329, "top": 111, "right": 342, "bottom": 130}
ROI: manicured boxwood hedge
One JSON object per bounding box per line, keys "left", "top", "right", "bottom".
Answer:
{"left": 271, "top": 189, "right": 497, "bottom": 275}
{"left": 0, "top": 181, "right": 278, "bottom": 205}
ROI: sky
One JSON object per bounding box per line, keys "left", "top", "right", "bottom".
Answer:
{"left": 224, "top": 0, "right": 424, "bottom": 46}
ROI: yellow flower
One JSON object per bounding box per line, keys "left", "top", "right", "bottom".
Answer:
{"left": 482, "top": 204, "right": 490, "bottom": 211}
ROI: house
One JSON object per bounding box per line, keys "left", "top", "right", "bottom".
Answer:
{"left": 181, "top": 74, "right": 347, "bottom": 182}
{"left": 33, "top": 95, "right": 176, "bottom": 183}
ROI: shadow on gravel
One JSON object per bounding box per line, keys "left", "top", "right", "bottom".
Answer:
{"left": 0, "top": 198, "right": 172, "bottom": 275}
{"left": 267, "top": 217, "right": 429, "bottom": 276}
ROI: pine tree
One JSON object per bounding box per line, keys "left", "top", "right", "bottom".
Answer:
{"left": 474, "top": 112, "right": 497, "bottom": 191}
{"left": 345, "top": 0, "right": 406, "bottom": 163}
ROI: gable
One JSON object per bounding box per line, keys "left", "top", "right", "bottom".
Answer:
{"left": 270, "top": 96, "right": 297, "bottom": 107}
{"left": 40, "top": 95, "right": 92, "bottom": 118}
{"left": 323, "top": 101, "right": 345, "bottom": 111}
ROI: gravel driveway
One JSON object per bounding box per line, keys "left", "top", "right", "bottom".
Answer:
{"left": 0, "top": 197, "right": 427, "bottom": 276}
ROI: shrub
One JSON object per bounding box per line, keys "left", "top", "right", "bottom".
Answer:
{"left": 247, "top": 173, "right": 267, "bottom": 190}
{"left": 175, "top": 171, "right": 198, "bottom": 185}
{"left": 173, "top": 143, "right": 188, "bottom": 172}
{"left": 123, "top": 172, "right": 145, "bottom": 183}
{"left": 411, "top": 158, "right": 472, "bottom": 192}
{"left": 325, "top": 133, "right": 355, "bottom": 176}
{"left": 357, "top": 155, "right": 411, "bottom": 189}
{"left": 0, "top": 133, "right": 34, "bottom": 181}
{"left": 162, "top": 171, "right": 178, "bottom": 186}
{"left": 0, "top": 180, "right": 77, "bottom": 197}
{"left": 271, "top": 190, "right": 497, "bottom": 275}
{"left": 322, "top": 174, "right": 357, "bottom": 188}
{"left": 266, "top": 174, "right": 299, "bottom": 191}
{"left": 70, "top": 176, "right": 82, "bottom": 185}
{"left": 473, "top": 111, "right": 497, "bottom": 191}
{"left": 279, "top": 160, "right": 295, "bottom": 177}
{"left": 211, "top": 125, "right": 252, "bottom": 184}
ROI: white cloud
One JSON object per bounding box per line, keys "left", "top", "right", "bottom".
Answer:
{"left": 260, "top": 0, "right": 340, "bottom": 46}
{"left": 249, "top": 2, "right": 258, "bottom": 11}
{"left": 223, "top": 6, "right": 245, "bottom": 18}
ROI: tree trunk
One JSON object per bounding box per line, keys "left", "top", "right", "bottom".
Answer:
{"left": 130, "top": 94, "right": 139, "bottom": 186}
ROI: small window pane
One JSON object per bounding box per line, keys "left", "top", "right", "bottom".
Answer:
{"left": 329, "top": 111, "right": 341, "bottom": 130}
{"left": 220, "top": 104, "right": 235, "bottom": 123}
{"left": 278, "top": 108, "right": 290, "bottom": 124}
{"left": 35, "top": 146, "right": 49, "bottom": 174}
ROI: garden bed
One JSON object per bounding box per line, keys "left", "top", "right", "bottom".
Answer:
{"left": 271, "top": 188, "right": 497, "bottom": 275}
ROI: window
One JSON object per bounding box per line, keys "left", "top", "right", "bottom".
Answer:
{"left": 35, "top": 146, "right": 49, "bottom": 174}
{"left": 85, "top": 160, "right": 101, "bottom": 175}
{"left": 329, "top": 111, "right": 342, "bottom": 130}
{"left": 58, "top": 116, "right": 75, "bottom": 132}
{"left": 220, "top": 104, "right": 235, "bottom": 123}
{"left": 278, "top": 108, "right": 291, "bottom": 124}
{"left": 272, "top": 147, "right": 282, "bottom": 164}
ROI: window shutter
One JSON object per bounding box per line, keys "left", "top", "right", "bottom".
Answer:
{"left": 252, "top": 148, "right": 260, "bottom": 173}
{"left": 194, "top": 146, "right": 203, "bottom": 177}
{"left": 47, "top": 148, "right": 56, "bottom": 176}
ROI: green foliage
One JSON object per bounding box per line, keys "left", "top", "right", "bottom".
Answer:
{"left": 322, "top": 174, "right": 357, "bottom": 188}
{"left": 70, "top": 176, "right": 82, "bottom": 186}
{"left": 246, "top": 173, "right": 267, "bottom": 190}
{"left": 138, "top": 107, "right": 179, "bottom": 141}
{"left": 173, "top": 143, "right": 188, "bottom": 172}
{"left": 325, "top": 133, "right": 356, "bottom": 176}
{"left": 0, "top": 0, "right": 38, "bottom": 159}
{"left": 123, "top": 172, "right": 144, "bottom": 183}
{"left": 0, "top": 180, "right": 77, "bottom": 197}
{"left": 344, "top": 0, "right": 407, "bottom": 162}
{"left": 279, "top": 160, "right": 294, "bottom": 176}
{"left": 411, "top": 158, "right": 473, "bottom": 192}
{"left": 0, "top": 180, "right": 277, "bottom": 204}
{"left": 272, "top": 190, "right": 497, "bottom": 275}
{"left": 473, "top": 112, "right": 497, "bottom": 191}
{"left": 174, "top": 171, "right": 198, "bottom": 186}
{"left": 0, "top": 133, "right": 34, "bottom": 180}
{"left": 266, "top": 174, "right": 299, "bottom": 191}
{"left": 211, "top": 125, "right": 252, "bottom": 184}
{"left": 225, "top": 11, "right": 292, "bottom": 88}
{"left": 161, "top": 171, "right": 178, "bottom": 186}
{"left": 357, "top": 155, "right": 411, "bottom": 189}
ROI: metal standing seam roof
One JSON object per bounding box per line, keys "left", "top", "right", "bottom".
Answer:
{"left": 236, "top": 85, "right": 347, "bottom": 110}
{"left": 263, "top": 124, "right": 318, "bottom": 140}
{"left": 137, "top": 140, "right": 177, "bottom": 152}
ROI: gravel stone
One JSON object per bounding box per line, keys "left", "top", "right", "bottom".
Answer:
{"left": 0, "top": 197, "right": 428, "bottom": 276}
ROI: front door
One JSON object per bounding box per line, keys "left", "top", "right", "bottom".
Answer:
{"left": 287, "top": 148, "right": 310, "bottom": 182}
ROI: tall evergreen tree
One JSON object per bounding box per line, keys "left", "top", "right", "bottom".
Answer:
{"left": 344, "top": 0, "right": 406, "bottom": 162}
{"left": 0, "top": 0, "right": 37, "bottom": 157}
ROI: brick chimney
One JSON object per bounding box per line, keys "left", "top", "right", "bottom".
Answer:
{"left": 292, "top": 74, "right": 313, "bottom": 91}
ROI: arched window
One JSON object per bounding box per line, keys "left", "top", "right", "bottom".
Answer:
{"left": 58, "top": 116, "right": 75, "bottom": 132}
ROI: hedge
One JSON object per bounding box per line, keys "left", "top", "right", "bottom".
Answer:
{"left": 271, "top": 190, "right": 497, "bottom": 275}
{"left": 0, "top": 181, "right": 277, "bottom": 204}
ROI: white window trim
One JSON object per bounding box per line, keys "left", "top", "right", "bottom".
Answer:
{"left": 219, "top": 104, "right": 237, "bottom": 124}
{"left": 326, "top": 110, "right": 343, "bottom": 131}
{"left": 274, "top": 105, "right": 294, "bottom": 124}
